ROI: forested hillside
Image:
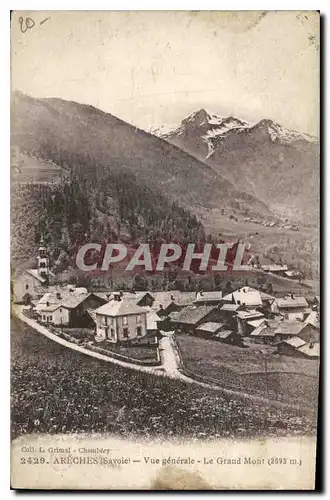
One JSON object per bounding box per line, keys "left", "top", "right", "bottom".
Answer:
{"left": 11, "top": 172, "right": 204, "bottom": 269}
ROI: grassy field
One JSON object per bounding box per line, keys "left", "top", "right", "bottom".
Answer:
{"left": 92, "top": 340, "right": 159, "bottom": 361}
{"left": 11, "top": 316, "right": 317, "bottom": 441}
{"left": 175, "top": 335, "right": 319, "bottom": 407}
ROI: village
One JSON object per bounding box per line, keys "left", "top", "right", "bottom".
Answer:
{"left": 12, "top": 237, "right": 320, "bottom": 375}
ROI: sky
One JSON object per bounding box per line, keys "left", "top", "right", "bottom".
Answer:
{"left": 11, "top": 10, "right": 320, "bottom": 135}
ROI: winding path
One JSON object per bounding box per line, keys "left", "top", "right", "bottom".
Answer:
{"left": 12, "top": 305, "right": 308, "bottom": 412}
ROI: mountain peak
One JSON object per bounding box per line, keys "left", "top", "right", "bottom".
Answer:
{"left": 183, "top": 109, "right": 211, "bottom": 126}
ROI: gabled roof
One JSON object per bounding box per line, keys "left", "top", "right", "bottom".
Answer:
{"left": 250, "top": 320, "right": 283, "bottom": 338}
{"left": 220, "top": 303, "right": 241, "bottom": 312}
{"left": 278, "top": 337, "right": 306, "bottom": 348}
{"left": 25, "top": 269, "right": 46, "bottom": 284}
{"left": 297, "top": 342, "right": 320, "bottom": 357}
{"left": 236, "top": 310, "right": 264, "bottom": 320}
{"left": 173, "top": 305, "right": 216, "bottom": 325}
{"left": 151, "top": 291, "right": 195, "bottom": 311}
{"left": 194, "top": 291, "right": 223, "bottom": 303}
{"left": 304, "top": 311, "right": 320, "bottom": 329}
{"left": 196, "top": 322, "right": 225, "bottom": 333}
{"left": 215, "top": 330, "right": 234, "bottom": 339}
{"left": 222, "top": 287, "right": 262, "bottom": 307}
{"left": 247, "top": 318, "right": 265, "bottom": 329}
{"left": 275, "top": 296, "right": 308, "bottom": 309}
{"left": 274, "top": 321, "right": 304, "bottom": 335}
{"left": 35, "top": 289, "right": 105, "bottom": 312}
{"left": 95, "top": 298, "right": 147, "bottom": 317}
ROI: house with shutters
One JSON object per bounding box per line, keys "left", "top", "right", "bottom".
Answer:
{"left": 94, "top": 295, "right": 148, "bottom": 343}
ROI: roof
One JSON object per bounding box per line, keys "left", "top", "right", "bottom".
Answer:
{"left": 279, "top": 337, "right": 307, "bottom": 348}
{"left": 297, "top": 342, "right": 320, "bottom": 357}
{"left": 261, "top": 265, "right": 288, "bottom": 272}
{"left": 35, "top": 289, "right": 96, "bottom": 312}
{"left": 222, "top": 287, "right": 262, "bottom": 307}
{"left": 25, "top": 269, "right": 46, "bottom": 284}
{"left": 196, "top": 322, "right": 225, "bottom": 333}
{"left": 172, "top": 305, "right": 216, "bottom": 326}
{"left": 151, "top": 291, "right": 195, "bottom": 311}
{"left": 247, "top": 318, "right": 265, "bottom": 328}
{"left": 215, "top": 330, "right": 234, "bottom": 339}
{"left": 220, "top": 304, "right": 241, "bottom": 312}
{"left": 194, "top": 291, "right": 223, "bottom": 303}
{"left": 274, "top": 321, "right": 304, "bottom": 335}
{"left": 236, "top": 310, "right": 264, "bottom": 320}
{"left": 250, "top": 320, "right": 285, "bottom": 338}
{"left": 304, "top": 311, "right": 320, "bottom": 329}
{"left": 95, "top": 298, "right": 147, "bottom": 317}
{"left": 276, "top": 296, "right": 308, "bottom": 309}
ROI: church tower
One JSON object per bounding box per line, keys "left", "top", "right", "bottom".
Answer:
{"left": 37, "top": 237, "right": 50, "bottom": 279}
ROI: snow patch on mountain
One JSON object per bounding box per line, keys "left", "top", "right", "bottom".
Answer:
{"left": 266, "top": 121, "right": 318, "bottom": 145}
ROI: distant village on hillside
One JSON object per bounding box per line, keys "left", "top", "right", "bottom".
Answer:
{"left": 12, "top": 238, "right": 320, "bottom": 361}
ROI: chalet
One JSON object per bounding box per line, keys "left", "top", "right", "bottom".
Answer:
{"left": 297, "top": 322, "right": 320, "bottom": 343}
{"left": 271, "top": 295, "right": 309, "bottom": 320}
{"left": 236, "top": 309, "right": 264, "bottom": 336}
{"left": 151, "top": 291, "right": 195, "bottom": 317}
{"left": 214, "top": 330, "right": 242, "bottom": 346}
{"left": 272, "top": 321, "right": 307, "bottom": 343}
{"left": 277, "top": 337, "right": 307, "bottom": 357}
{"left": 35, "top": 288, "right": 107, "bottom": 327}
{"left": 219, "top": 303, "right": 242, "bottom": 330}
{"left": 304, "top": 310, "right": 320, "bottom": 330}
{"left": 194, "top": 291, "right": 223, "bottom": 306}
{"left": 250, "top": 322, "right": 276, "bottom": 344}
{"left": 171, "top": 305, "right": 219, "bottom": 334}
{"left": 196, "top": 321, "right": 226, "bottom": 338}
{"left": 296, "top": 342, "right": 320, "bottom": 359}
{"left": 222, "top": 287, "right": 262, "bottom": 310}
{"left": 94, "top": 295, "right": 148, "bottom": 343}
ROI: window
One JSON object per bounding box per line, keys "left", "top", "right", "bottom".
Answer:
{"left": 25, "top": 284, "right": 29, "bottom": 290}
{"left": 137, "top": 326, "right": 142, "bottom": 337}
{"left": 136, "top": 314, "right": 141, "bottom": 323}
{"left": 123, "top": 328, "right": 129, "bottom": 338}
{"left": 123, "top": 316, "right": 128, "bottom": 325}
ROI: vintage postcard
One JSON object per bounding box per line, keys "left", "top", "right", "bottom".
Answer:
{"left": 10, "top": 11, "right": 320, "bottom": 490}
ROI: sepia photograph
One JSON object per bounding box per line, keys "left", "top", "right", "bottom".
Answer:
{"left": 10, "top": 9, "right": 320, "bottom": 490}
